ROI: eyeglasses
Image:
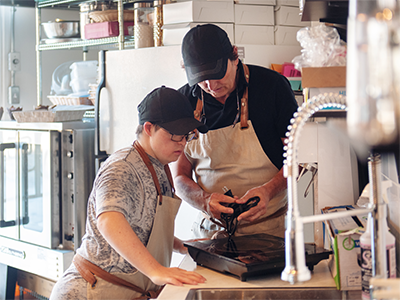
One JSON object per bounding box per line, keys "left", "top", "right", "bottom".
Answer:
{"left": 169, "top": 131, "right": 196, "bottom": 142}
{"left": 160, "top": 127, "right": 196, "bottom": 142}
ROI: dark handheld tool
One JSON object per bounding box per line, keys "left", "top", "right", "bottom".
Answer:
{"left": 220, "top": 187, "right": 260, "bottom": 236}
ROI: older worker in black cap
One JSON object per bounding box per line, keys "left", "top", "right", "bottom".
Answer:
{"left": 172, "top": 24, "right": 299, "bottom": 239}
{"left": 50, "top": 86, "right": 207, "bottom": 300}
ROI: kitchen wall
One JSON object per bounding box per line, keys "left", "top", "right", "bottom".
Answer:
{"left": 0, "top": 5, "right": 97, "bottom": 118}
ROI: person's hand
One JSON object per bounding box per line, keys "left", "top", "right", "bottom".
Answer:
{"left": 235, "top": 185, "right": 269, "bottom": 222}
{"left": 149, "top": 266, "right": 206, "bottom": 286}
{"left": 205, "top": 192, "right": 237, "bottom": 220}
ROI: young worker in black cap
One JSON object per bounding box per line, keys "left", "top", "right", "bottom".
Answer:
{"left": 172, "top": 24, "right": 299, "bottom": 239}
{"left": 50, "top": 86, "right": 207, "bottom": 300}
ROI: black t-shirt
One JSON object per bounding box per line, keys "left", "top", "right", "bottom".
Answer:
{"left": 178, "top": 60, "right": 298, "bottom": 170}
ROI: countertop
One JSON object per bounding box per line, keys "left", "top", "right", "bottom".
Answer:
{"left": 157, "top": 255, "right": 352, "bottom": 300}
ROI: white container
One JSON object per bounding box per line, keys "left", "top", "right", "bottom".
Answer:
{"left": 274, "top": 25, "right": 300, "bottom": 45}
{"left": 274, "top": 5, "right": 310, "bottom": 27}
{"left": 134, "top": 2, "right": 154, "bottom": 49}
{"left": 234, "top": 4, "right": 274, "bottom": 25}
{"left": 70, "top": 77, "right": 97, "bottom": 94}
{"left": 360, "top": 214, "right": 397, "bottom": 300}
{"left": 162, "top": 22, "right": 234, "bottom": 45}
{"left": 51, "top": 61, "right": 75, "bottom": 95}
{"left": 70, "top": 60, "right": 98, "bottom": 80}
{"left": 163, "top": 1, "right": 234, "bottom": 25}
{"left": 235, "top": 25, "right": 274, "bottom": 45}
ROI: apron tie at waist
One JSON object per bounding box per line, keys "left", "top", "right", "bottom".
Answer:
{"left": 73, "top": 254, "right": 160, "bottom": 299}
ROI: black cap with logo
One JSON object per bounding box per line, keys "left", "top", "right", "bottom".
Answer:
{"left": 138, "top": 86, "right": 208, "bottom": 135}
{"left": 182, "top": 24, "right": 233, "bottom": 86}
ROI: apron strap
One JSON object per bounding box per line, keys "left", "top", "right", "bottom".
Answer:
{"left": 73, "top": 254, "right": 160, "bottom": 299}
{"left": 240, "top": 63, "right": 250, "bottom": 130}
{"left": 133, "top": 141, "right": 174, "bottom": 205}
{"left": 194, "top": 99, "right": 203, "bottom": 121}
{"left": 194, "top": 63, "right": 250, "bottom": 130}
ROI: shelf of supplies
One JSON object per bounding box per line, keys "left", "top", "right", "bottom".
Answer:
{"left": 36, "top": 0, "right": 143, "bottom": 8}
{"left": 38, "top": 37, "right": 135, "bottom": 50}
{"left": 36, "top": 0, "right": 88, "bottom": 8}
{"left": 35, "top": 0, "right": 136, "bottom": 105}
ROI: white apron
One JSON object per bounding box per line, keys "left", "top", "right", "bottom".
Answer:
{"left": 86, "top": 194, "right": 181, "bottom": 299}
{"left": 185, "top": 120, "right": 287, "bottom": 239}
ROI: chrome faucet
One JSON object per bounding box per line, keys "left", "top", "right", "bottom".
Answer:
{"left": 280, "top": 93, "right": 379, "bottom": 284}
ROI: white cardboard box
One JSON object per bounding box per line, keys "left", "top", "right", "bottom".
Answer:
{"left": 323, "top": 207, "right": 364, "bottom": 291}
{"left": 276, "top": 0, "right": 299, "bottom": 6}
{"left": 274, "top": 25, "right": 300, "bottom": 45}
{"left": 162, "top": 22, "right": 234, "bottom": 45}
{"left": 303, "top": 87, "right": 346, "bottom": 102}
{"left": 234, "top": 4, "right": 274, "bottom": 25}
{"left": 163, "top": 1, "right": 234, "bottom": 25}
{"left": 274, "top": 5, "right": 311, "bottom": 27}
{"left": 235, "top": 24, "right": 274, "bottom": 45}
{"left": 234, "top": 0, "right": 276, "bottom": 5}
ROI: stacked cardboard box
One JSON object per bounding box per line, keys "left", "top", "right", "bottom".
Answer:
{"left": 162, "top": 0, "right": 311, "bottom": 46}
{"left": 274, "top": 0, "right": 310, "bottom": 45}
{"left": 162, "top": 1, "right": 235, "bottom": 45}
{"left": 322, "top": 206, "right": 367, "bottom": 291}
{"left": 234, "top": 2, "right": 275, "bottom": 45}
{"left": 301, "top": 66, "right": 346, "bottom": 104}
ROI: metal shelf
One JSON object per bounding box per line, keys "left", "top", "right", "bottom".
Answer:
{"left": 36, "top": 0, "right": 91, "bottom": 8}
{"left": 36, "top": 0, "right": 146, "bottom": 8}
{"left": 35, "top": 0, "right": 134, "bottom": 105}
{"left": 38, "top": 37, "right": 135, "bottom": 50}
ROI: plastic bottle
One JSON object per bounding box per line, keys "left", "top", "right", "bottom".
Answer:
{"left": 360, "top": 211, "right": 396, "bottom": 300}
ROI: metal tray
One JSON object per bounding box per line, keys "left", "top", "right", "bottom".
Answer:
{"left": 12, "top": 110, "right": 86, "bottom": 123}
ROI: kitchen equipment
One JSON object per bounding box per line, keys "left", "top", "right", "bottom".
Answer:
{"left": 134, "top": 2, "right": 154, "bottom": 48}
{"left": 12, "top": 108, "right": 91, "bottom": 123}
{"left": 89, "top": 9, "right": 134, "bottom": 23}
{"left": 84, "top": 21, "right": 134, "bottom": 39}
{"left": 153, "top": 0, "right": 165, "bottom": 47}
{"left": 0, "top": 120, "right": 95, "bottom": 281}
{"left": 51, "top": 61, "right": 75, "bottom": 95}
{"left": 42, "top": 20, "right": 80, "bottom": 39}
{"left": 70, "top": 60, "right": 98, "bottom": 94}
{"left": 221, "top": 188, "right": 260, "bottom": 236}
{"left": 48, "top": 95, "right": 92, "bottom": 106}
{"left": 79, "top": 1, "right": 119, "bottom": 39}
{"left": 184, "top": 233, "right": 331, "bottom": 281}
{"left": 40, "top": 37, "right": 82, "bottom": 44}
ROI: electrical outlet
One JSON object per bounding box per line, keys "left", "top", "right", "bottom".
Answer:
{"left": 8, "top": 52, "right": 21, "bottom": 72}
{"left": 8, "top": 86, "right": 20, "bottom": 104}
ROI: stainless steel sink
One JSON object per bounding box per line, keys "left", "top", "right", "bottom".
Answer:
{"left": 185, "top": 287, "right": 344, "bottom": 300}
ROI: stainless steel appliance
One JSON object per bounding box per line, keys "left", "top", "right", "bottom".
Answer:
{"left": 0, "top": 120, "right": 95, "bottom": 283}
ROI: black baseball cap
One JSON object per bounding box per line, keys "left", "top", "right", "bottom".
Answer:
{"left": 138, "top": 86, "right": 208, "bottom": 135}
{"left": 182, "top": 24, "right": 233, "bottom": 86}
